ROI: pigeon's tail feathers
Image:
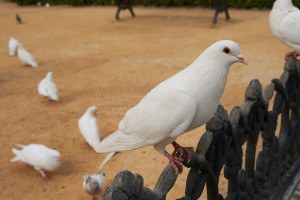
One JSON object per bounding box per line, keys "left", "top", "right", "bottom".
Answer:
{"left": 50, "top": 93, "right": 59, "bottom": 101}
{"left": 94, "top": 130, "right": 147, "bottom": 153}
{"left": 98, "top": 152, "right": 116, "bottom": 170}
{"left": 46, "top": 84, "right": 59, "bottom": 101}
{"left": 11, "top": 148, "right": 22, "bottom": 162}
{"left": 30, "top": 60, "right": 38, "bottom": 68}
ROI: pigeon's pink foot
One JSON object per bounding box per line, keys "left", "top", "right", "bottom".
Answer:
{"left": 171, "top": 141, "right": 194, "bottom": 163}
{"left": 38, "top": 170, "right": 50, "bottom": 180}
{"left": 164, "top": 151, "right": 183, "bottom": 175}
{"left": 285, "top": 51, "right": 299, "bottom": 60}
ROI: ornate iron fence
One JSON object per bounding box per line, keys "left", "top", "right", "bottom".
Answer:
{"left": 103, "top": 57, "right": 300, "bottom": 200}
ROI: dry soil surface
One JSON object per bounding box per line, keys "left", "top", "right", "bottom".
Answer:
{"left": 0, "top": 1, "right": 291, "bottom": 200}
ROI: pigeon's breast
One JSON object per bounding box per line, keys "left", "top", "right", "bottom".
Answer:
{"left": 187, "top": 96, "right": 219, "bottom": 131}
{"left": 269, "top": 8, "right": 289, "bottom": 41}
{"left": 184, "top": 70, "right": 228, "bottom": 131}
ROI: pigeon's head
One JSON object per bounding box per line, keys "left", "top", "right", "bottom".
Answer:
{"left": 46, "top": 71, "right": 53, "bottom": 79}
{"left": 44, "top": 149, "right": 61, "bottom": 171}
{"left": 51, "top": 150, "right": 61, "bottom": 160}
{"left": 88, "top": 106, "right": 98, "bottom": 116}
{"left": 273, "top": 0, "right": 294, "bottom": 9}
{"left": 205, "top": 40, "right": 248, "bottom": 67}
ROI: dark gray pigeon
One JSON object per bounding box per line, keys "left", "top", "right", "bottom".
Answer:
{"left": 16, "top": 14, "right": 22, "bottom": 24}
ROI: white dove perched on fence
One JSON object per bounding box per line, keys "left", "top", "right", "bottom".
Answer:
{"left": 83, "top": 172, "right": 106, "bottom": 200}
{"left": 78, "top": 106, "right": 101, "bottom": 150}
{"left": 16, "top": 43, "right": 38, "bottom": 68}
{"left": 270, "top": 0, "right": 300, "bottom": 59}
{"left": 37, "top": 72, "right": 59, "bottom": 101}
{"left": 94, "top": 40, "right": 247, "bottom": 174}
{"left": 8, "top": 37, "right": 21, "bottom": 56}
{"left": 11, "top": 144, "right": 61, "bottom": 178}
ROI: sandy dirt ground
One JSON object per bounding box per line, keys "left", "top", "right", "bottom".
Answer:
{"left": 0, "top": 1, "right": 291, "bottom": 199}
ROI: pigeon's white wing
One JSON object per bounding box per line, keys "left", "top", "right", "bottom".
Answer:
{"left": 279, "top": 10, "right": 300, "bottom": 46}
{"left": 16, "top": 145, "right": 47, "bottom": 167}
{"left": 45, "top": 81, "right": 58, "bottom": 101}
{"left": 79, "top": 117, "right": 100, "bottom": 146}
{"left": 37, "top": 79, "right": 47, "bottom": 96}
{"left": 95, "top": 89, "right": 197, "bottom": 152}
{"left": 18, "top": 48, "right": 38, "bottom": 67}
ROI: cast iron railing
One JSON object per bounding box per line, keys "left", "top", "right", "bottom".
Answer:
{"left": 103, "top": 57, "right": 300, "bottom": 200}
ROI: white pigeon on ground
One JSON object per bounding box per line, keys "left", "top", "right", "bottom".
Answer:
{"left": 11, "top": 144, "right": 61, "bottom": 178}
{"left": 37, "top": 71, "right": 59, "bottom": 101}
{"left": 16, "top": 44, "right": 38, "bottom": 67}
{"left": 83, "top": 172, "right": 106, "bottom": 200}
{"left": 78, "top": 106, "right": 101, "bottom": 150}
{"left": 270, "top": 0, "right": 300, "bottom": 59}
{"left": 94, "top": 40, "right": 248, "bottom": 174}
{"left": 8, "top": 37, "right": 21, "bottom": 56}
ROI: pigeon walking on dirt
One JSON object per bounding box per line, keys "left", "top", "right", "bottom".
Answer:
{"left": 37, "top": 72, "right": 59, "bottom": 101}
{"left": 94, "top": 40, "right": 247, "bottom": 174}
{"left": 16, "top": 13, "right": 22, "bottom": 24}
{"left": 16, "top": 44, "right": 38, "bottom": 67}
{"left": 78, "top": 106, "right": 101, "bottom": 150}
{"left": 11, "top": 144, "right": 61, "bottom": 178}
{"left": 8, "top": 37, "right": 21, "bottom": 56}
{"left": 83, "top": 172, "right": 106, "bottom": 200}
{"left": 270, "top": 0, "right": 300, "bottom": 59}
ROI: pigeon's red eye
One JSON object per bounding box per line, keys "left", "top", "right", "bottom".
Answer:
{"left": 223, "top": 47, "right": 230, "bottom": 54}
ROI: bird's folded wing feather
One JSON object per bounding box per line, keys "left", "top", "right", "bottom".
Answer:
{"left": 20, "top": 146, "right": 46, "bottom": 166}
{"left": 46, "top": 82, "right": 58, "bottom": 97}
{"left": 95, "top": 89, "right": 197, "bottom": 152}
{"left": 279, "top": 10, "right": 300, "bottom": 45}
{"left": 38, "top": 80, "right": 47, "bottom": 96}
{"left": 81, "top": 119, "right": 100, "bottom": 144}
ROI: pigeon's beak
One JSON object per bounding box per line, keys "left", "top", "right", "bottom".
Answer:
{"left": 236, "top": 54, "right": 248, "bottom": 65}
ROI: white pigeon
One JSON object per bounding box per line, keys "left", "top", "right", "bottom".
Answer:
{"left": 95, "top": 40, "right": 248, "bottom": 174}
{"left": 78, "top": 106, "right": 101, "bottom": 150}
{"left": 37, "top": 71, "right": 59, "bottom": 101}
{"left": 8, "top": 37, "right": 21, "bottom": 56}
{"left": 270, "top": 0, "right": 300, "bottom": 58}
{"left": 16, "top": 44, "right": 38, "bottom": 67}
{"left": 11, "top": 144, "right": 61, "bottom": 178}
{"left": 83, "top": 172, "right": 106, "bottom": 200}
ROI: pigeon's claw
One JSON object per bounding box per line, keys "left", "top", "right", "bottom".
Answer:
{"left": 285, "top": 51, "right": 299, "bottom": 60}
{"left": 171, "top": 141, "right": 194, "bottom": 163}
{"left": 164, "top": 151, "right": 183, "bottom": 175}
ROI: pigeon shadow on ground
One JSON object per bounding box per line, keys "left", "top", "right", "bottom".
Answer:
{"left": 132, "top": 14, "right": 211, "bottom": 23}
{"left": 56, "top": 159, "right": 81, "bottom": 176}
{"left": 117, "top": 13, "right": 241, "bottom": 28}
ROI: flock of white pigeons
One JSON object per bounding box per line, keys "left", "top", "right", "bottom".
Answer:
{"left": 8, "top": 0, "right": 300, "bottom": 199}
